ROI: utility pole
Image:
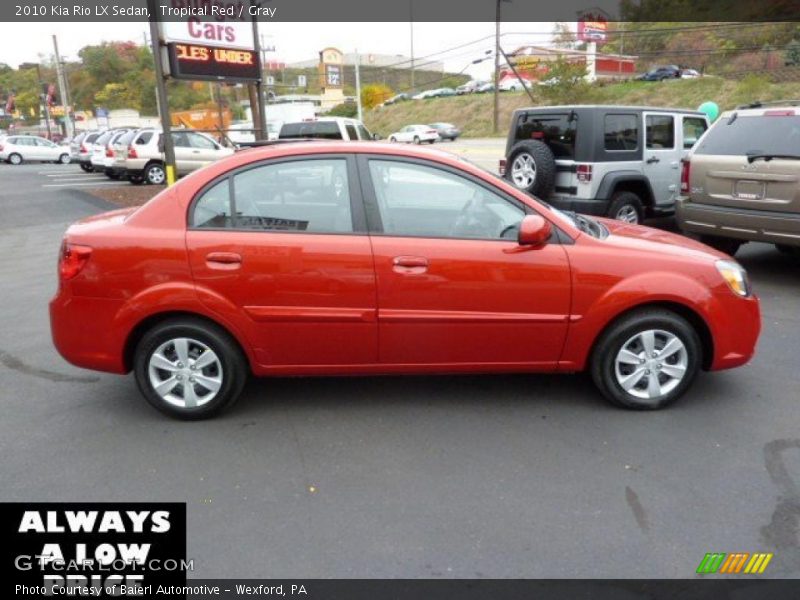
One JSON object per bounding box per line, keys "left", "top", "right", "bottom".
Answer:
{"left": 409, "top": 0, "right": 415, "bottom": 93}
{"left": 35, "top": 64, "right": 52, "bottom": 139}
{"left": 147, "top": 0, "right": 177, "bottom": 185}
{"left": 493, "top": 0, "right": 502, "bottom": 134}
{"left": 251, "top": 1, "right": 268, "bottom": 141}
{"left": 52, "top": 35, "right": 73, "bottom": 139}
{"left": 355, "top": 50, "right": 363, "bottom": 122}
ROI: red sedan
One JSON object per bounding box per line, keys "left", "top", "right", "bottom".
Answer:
{"left": 50, "top": 142, "right": 760, "bottom": 419}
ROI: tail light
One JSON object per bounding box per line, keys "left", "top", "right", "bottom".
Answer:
{"left": 0, "top": 144, "right": 4, "bottom": 152}
{"left": 59, "top": 243, "right": 92, "bottom": 281}
{"left": 576, "top": 164, "right": 593, "bottom": 183}
{"left": 105, "top": 147, "right": 114, "bottom": 157}
{"left": 681, "top": 159, "right": 691, "bottom": 193}
{"left": 498, "top": 158, "right": 507, "bottom": 176}
{"left": 127, "top": 145, "right": 137, "bottom": 159}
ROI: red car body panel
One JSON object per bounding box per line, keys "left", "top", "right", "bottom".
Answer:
{"left": 50, "top": 142, "right": 761, "bottom": 379}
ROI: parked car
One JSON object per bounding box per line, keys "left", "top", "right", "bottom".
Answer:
{"left": 76, "top": 131, "right": 103, "bottom": 172}
{"left": 69, "top": 131, "right": 90, "bottom": 162}
{"left": 500, "top": 105, "right": 709, "bottom": 223}
{"left": 475, "top": 82, "right": 495, "bottom": 93}
{"left": 278, "top": 117, "right": 376, "bottom": 142}
{"left": 435, "top": 87, "right": 457, "bottom": 97}
{"left": 384, "top": 93, "right": 410, "bottom": 105}
{"left": 637, "top": 65, "right": 682, "bottom": 81}
{"left": 49, "top": 141, "right": 761, "bottom": 419}
{"left": 456, "top": 81, "right": 485, "bottom": 95}
{"left": 121, "top": 128, "right": 234, "bottom": 185}
{"left": 90, "top": 129, "right": 132, "bottom": 175}
{"left": 428, "top": 122, "right": 461, "bottom": 141}
{"left": 499, "top": 78, "right": 532, "bottom": 92}
{"left": 412, "top": 89, "right": 440, "bottom": 100}
{"left": 677, "top": 101, "right": 800, "bottom": 257}
{"left": 388, "top": 124, "right": 439, "bottom": 144}
{"left": 0, "top": 135, "right": 71, "bottom": 165}
{"left": 680, "top": 68, "right": 702, "bottom": 79}
{"left": 101, "top": 129, "right": 134, "bottom": 179}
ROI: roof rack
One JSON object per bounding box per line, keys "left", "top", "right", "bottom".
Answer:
{"left": 735, "top": 100, "right": 800, "bottom": 109}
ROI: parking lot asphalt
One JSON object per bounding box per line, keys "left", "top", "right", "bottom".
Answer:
{"left": 1, "top": 161, "right": 799, "bottom": 579}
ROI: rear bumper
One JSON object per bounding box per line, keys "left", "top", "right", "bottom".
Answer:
{"left": 677, "top": 197, "right": 800, "bottom": 246}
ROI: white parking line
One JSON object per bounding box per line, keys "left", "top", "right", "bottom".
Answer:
{"left": 45, "top": 173, "right": 105, "bottom": 178}
{"left": 42, "top": 181, "right": 129, "bottom": 188}
{"left": 39, "top": 170, "right": 82, "bottom": 175}
{"left": 44, "top": 177, "right": 109, "bottom": 182}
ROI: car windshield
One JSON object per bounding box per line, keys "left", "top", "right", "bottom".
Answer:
{"left": 695, "top": 114, "right": 800, "bottom": 156}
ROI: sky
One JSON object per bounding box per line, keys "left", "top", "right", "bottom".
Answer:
{"left": 0, "top": 21, "right": 558, "bottom": 80}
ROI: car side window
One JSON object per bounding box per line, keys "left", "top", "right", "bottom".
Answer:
{"left": 646, "top": 115, "right": 675, "bottom": 149}
{"left": 345, "top": 124, "right": 358, "bottom": 140}
{"left": 172, "top": 132, "right": 191, "bottom": 148}
{"left": 604, "top": 114, "right": 638, "bottom": 151}
{"left": 137, "top": 132, "right": 154, "bottom": 145}
{"left": 189, "top": 133, "right": 217, "bottom": 150}
{"left": 682, "top": 117, "right": 707, "bottom": 149}
{"left": 368, "top": 160, "right": 525, "bottom": 240}
{"left": 192, "top": 159, "right": 353, "bottom": 233}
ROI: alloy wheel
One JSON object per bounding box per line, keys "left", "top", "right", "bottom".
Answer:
{"left": 147, "top": 337, "right": 223, "bottom": 409}
{"left": 615, "top": 205, "right": 640, "bottom": 223}
{"left": 614, "top": 329, "right": 688, "bottom": 401}
{"left": 511, "top": 153, "right": 536, "bottom": 189}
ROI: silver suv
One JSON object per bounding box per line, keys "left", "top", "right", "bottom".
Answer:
{"left": 118, "top": 128, "right": 234, "bottom": 185}
{"left": 501, "top": 105, "right": 709, "bottom": 223}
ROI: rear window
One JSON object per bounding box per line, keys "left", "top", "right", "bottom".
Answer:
{"left": 279, "top": 121, "right": 342, "bottom": 140}
{"left": 117, "top": 131, "right": 136, "bottom": 145}
{"left": 95, "top": 132, "right": 113, "bottom": 145}
{"left": 694, "top": 114, "right": 800, "bottom": 156}
{"left": 514, "top": 113, "right": 576, "bottom": 159}
{"left": 84, "top": 133, "right": 100, "bottom": 144}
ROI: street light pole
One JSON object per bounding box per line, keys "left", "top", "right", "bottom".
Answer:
{"left": 52, "top": 35, "right": 73, "bottom": 139}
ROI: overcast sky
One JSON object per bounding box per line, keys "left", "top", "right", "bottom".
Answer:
{"left": 0, "top": 21, "right": 557, "bottom": 79}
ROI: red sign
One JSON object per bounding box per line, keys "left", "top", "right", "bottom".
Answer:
{"left": 577, "top": 13, "right": 608, "bottom": 43}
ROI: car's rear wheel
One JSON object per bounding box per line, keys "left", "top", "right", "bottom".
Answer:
{"left": 8, "top": 153, "right": 22, "bottom": 165}
{"left": 134, "top": 318, "right": 247, "bottom": 419}
{"left": 80, "top": 163, "right": 93, "bottom": 172}
{"left": 699, "top": 235, "right": 742, "bottom": 256}
{"left": 590, "top": 309, "right": 702, "bottom": 410}
{"left": 144, "top": 162, "right": 166, "bottom": 185}
{"left": 608, "top": 191, "right": 644, "bottom": 223}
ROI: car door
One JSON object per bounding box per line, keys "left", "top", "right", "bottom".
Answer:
{"left": 35, "top": 138, "right": 56, "bottom": 160}
{"left": 186, "top": 154, "right": 378, "bottom": 369}
{"left": 358, "top": 156, "right": 572, "bottom": 368}
{"left": 398, "top": 127, "right": 412, "bottom": 143}
{"left": 643, "top": 113, "right": 681, "bottom": 209}
{"left": 186, "top": 132, "right": 221, "bottom": 167}
{"left": 170, "top": 131, "right": 196, "bottom": 174}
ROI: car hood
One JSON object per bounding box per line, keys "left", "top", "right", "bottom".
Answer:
{"left": 595, "top": 217, "right": 727, "bottom": 262}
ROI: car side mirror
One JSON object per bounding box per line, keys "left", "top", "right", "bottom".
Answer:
{"left": 372, "top": 133, "right": 381, "bottom": 141}
{"left": 518, "top": 215, "right": 552, "bottom": 246}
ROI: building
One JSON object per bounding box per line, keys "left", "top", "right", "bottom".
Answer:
{"left": 502, "top": 45, "right": 637, "bottom": 83}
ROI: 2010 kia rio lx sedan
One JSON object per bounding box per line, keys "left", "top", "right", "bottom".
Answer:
{"left": 50, "top": 142, "right": 761, "bottom": 419}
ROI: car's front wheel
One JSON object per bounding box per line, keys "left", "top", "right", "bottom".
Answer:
{"left": 134, "top": 318, "right": 248, "bottom": 419}
{"left": 590, "top": 309, "right": 702, "bottom": 410}
{"left": 413, "top": 136, "right": 421, "bottom": 145}
{"left": 58, "top": 153, "right": 70, "bottom": 164}
{"left": 80, "top": 163, "right": 93, "bottom": 172}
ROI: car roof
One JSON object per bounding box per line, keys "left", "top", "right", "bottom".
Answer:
{"left": 720, "top": 106, "right": 800, "bottom": 118}
{"left": 513, "top": 104, "right": 706, "bottom": 116}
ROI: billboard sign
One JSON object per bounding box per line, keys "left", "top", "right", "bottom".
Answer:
{"left": 167, "top": 43, "right": 261, "bottom": 82}
{"left": 161, "top": 18, "right": 255, "bottom": 50}
{"left": 577, "top": 10, "right": 609, "bottom": 43}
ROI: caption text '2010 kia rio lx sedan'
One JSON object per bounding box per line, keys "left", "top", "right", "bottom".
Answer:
{"left": 50, "top": 142, "right": 760, "bottom": 419}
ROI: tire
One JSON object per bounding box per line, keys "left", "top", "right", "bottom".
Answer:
{"left": 590, "top": 309, "right": 702, "bottom": 410}
{"left": 79, "top": 162, "right": 93, "bottom": 172}
{"left": 775, "top": 244, "right": 800, "bottom": 258}
{"left": 144, "top": 162, "right": 166, "bottom": 185}
{"left": 133, "top": 318, "right": 248, "bottom": 420}
{"left": 389, "top": 136, "right": 397, "bottom": 143}
{"left": 8, "top": 153, "right": 22, "bottom": 165}
{"left": 505, "top": 141, "right": 556, "bottom": 198}
{"left": 608, "top": 191, "right": 644, "bottom": 224}
{"left": 699, "top": 235, "right": 742, "bottom": 256}
{"left": 58, "top": 153, "right": 70, "bottom": 164}
{"left": 428, "top": 139, "right": 436, "bottom": 144}
{"left": 129, "top": 175, "right": 144, "bottom": 185}
{"left": 105, "top": 169, "right": 121, "bottom": 180}
{"left": 413, "top": 136, "right": 421, "bottom": 145}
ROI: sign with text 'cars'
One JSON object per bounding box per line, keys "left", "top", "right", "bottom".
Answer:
{"left": 160, "top": 13, "right": 255, "bottom": 51}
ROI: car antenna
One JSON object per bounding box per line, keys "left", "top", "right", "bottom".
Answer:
{"left": 726, "top": 111, "right": 738, "bottom": 125}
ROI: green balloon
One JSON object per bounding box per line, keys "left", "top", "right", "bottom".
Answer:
{"left": 698, "top": 101, "right": 720, "bottom": 122}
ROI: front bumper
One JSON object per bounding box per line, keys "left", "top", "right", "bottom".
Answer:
{"left": 677, "top": 197, "right": 800, "bottom": 247}
{"left": 707, "top": 290, "right": 761, "bottom": 371}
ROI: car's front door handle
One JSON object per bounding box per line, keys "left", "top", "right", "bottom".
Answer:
{"left": 206, "top": 252, "right": 242, "bottom": 270}
{"left": 646, "top": 156, "right": 660, "bottom": 164}
{"left": 393, "top": 256, "right": 428, "bottom": 274}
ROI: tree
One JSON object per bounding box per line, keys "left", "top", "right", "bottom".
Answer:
{"left": 786, "top": 39, "right": 800, "bottom": 66}
{"left": 361, "top": 83, "right": 392, "bottom": 109}
{"left": 94, "top": 82, "right": 140, "bottom": 110}
{"left": 540, "top": 58, "right": 590, "bottom": 104}
{"left": 327, "top": 101, "right": 358, "bottom": 118}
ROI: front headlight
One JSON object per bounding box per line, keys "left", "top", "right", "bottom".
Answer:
{"left": 716, "top": 259, "right": 751, "bottom": 297}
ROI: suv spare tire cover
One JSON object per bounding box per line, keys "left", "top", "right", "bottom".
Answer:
{"left": 506, "top": 140, "right": 556, "bottom": 198}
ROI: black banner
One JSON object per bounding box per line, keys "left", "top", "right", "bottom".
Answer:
{"left": 4, "top": 503, "right": 187, "bottom": 597}
{"left": 3, "top": 0, "right": 800, "bottom": 22}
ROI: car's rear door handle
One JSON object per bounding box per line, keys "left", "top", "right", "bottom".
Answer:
{"left": 646, "top": 156, "right": 660, "bottom": 164}
{"left": 393, "top": 255, "right": 428, "bottom": 273}
{"left": 206, "top": 252, "right": 242, "bottom": 269}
